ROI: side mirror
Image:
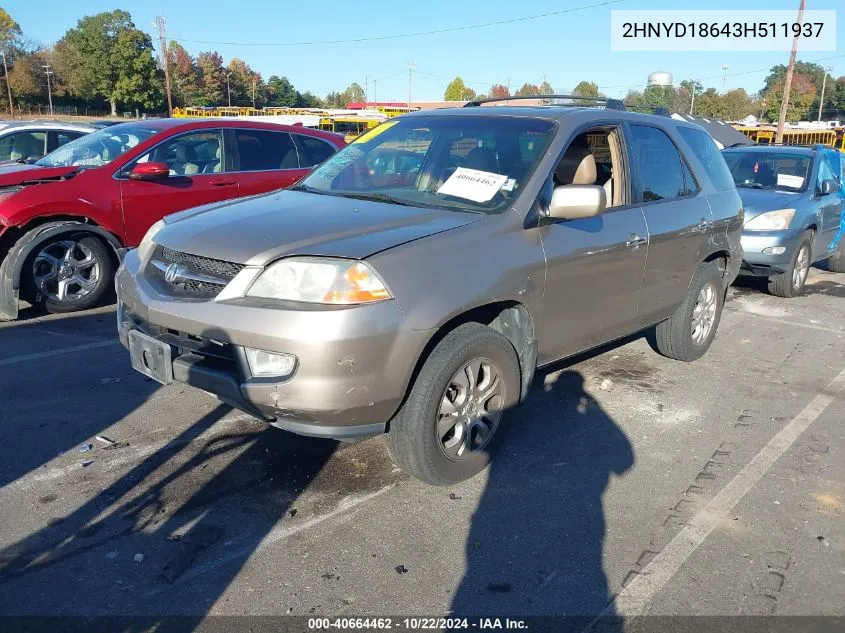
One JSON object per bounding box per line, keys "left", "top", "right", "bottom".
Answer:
{"left": 129, "top": 162, "right": 170, "bottom": 181}
{"left": 819, "top": 178, "right": 840, "bottom": 196}
{"left": 547, "top": 185, "right": 607, "bottom": 221}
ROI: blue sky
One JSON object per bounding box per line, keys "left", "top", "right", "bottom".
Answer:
{"left": 7, "top": 0, "right": 844, "bottom": 101}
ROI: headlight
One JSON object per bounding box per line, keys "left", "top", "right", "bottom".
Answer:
{"left": 246, "top": 257, "right": 392, "bottom": 304}
{"left": 137, "top": 219, "right": 166, "bottom": 261}
{"left": 744, "top": 208, "right": 795, "bottom": 231}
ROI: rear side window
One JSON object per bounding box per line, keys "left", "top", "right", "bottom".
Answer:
{"left": 294, "top": 134, "right": 336, "bottom": 168}
{"left": 677, "top": 127, "right": 735, "bottom": 192}
{"left": 628, "top": 125, "right": 694, "bottom": 202}
{"left": 0, "top": 131, "right": 47, "bottom": 161}
{"left": 234, "top": 129, "right": 298, "bottom": 171}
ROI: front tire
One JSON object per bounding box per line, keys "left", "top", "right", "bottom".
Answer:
{"left": 655, "top": 261, "right": 724, "bottom": 362}
{"left": 385, "top": 322, "right": 520, "bottom": 485}
{"left": 768, "top": 231, "right": 812, "bottom": 298}
{"left": 22, "top": 234, "right": 113, "bottom": 314}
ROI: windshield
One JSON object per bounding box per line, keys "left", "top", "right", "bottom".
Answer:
{"left": 298, "top": 115, "right": 556, "bottom": 213}
{"left": 722, "top": 150, "right": 812, "bottom": 192}
{"left": 35, "top": 123, "right": 159, "bottom": 168}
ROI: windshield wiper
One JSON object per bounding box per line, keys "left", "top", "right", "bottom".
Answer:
{"left": 334, "top": 191, "right": 417, "bottom": 207}
{"left": 288, "top": 183, "right": 335, "bottom": 196}
{"left": 736, "top": 182, "right": 764, "bottom": 189}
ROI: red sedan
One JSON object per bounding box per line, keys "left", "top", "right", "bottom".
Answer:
{"left": 0, "top": 118, "right": 345, "bottom": 319}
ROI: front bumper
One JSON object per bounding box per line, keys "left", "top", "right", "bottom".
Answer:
{"left": 116, "top": 250, "right": 431, "bottom": 439}
{"left": 739, "top": 230, "right": 802, "bottom": 276}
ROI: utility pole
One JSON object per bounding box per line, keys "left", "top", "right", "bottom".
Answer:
{"left": 1, "top": 50, "right": 12, "bottom": 116}
{"left": 721, "top": 65, "right": 729, "bottom": 93}
{"left": 252, "top": 78, "right": 256, "bottom": 108}
{"left": 689, "top": 81, "right": 696, "bottom": 115}
{"left": 153, "top": 17, "right": 173, "bottom": 117}
{"left": 43, "top": 65, "right": 53, "bottom": 117}
{"left": 225, "top": 71, "right": 231, "bottom": 106}
{"left": 776, "top": 0, "right": 806, "bottom": 143}
{"left": 817, "top": 65, "right": 834, "bottom": 122}
{"left": 407, "top": 62, "right": 414, "bottom": 108}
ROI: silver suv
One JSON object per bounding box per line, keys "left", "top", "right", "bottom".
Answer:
{"left": 116, "top": 97, "right": 743, "bottom": 485}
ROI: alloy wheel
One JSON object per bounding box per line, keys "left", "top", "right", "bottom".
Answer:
{"left": 32, "top": 239, "right": 101, "bottom": 303}
{"left": 691, "top": 281, "right": 718, "bottom": 345}
{"left": 792, "top": 245, "right": 810, "bottom": 290}
{"left": 437, "top": 357, "right": 505, "bottom": 460}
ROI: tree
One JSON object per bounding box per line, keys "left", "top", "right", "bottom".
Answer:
{"left": 538, "top": 80, "right": 554, "bottom": 95}
{"left": 195, "top": 51, "right": 224, "bottom": 105}
{"left": 515, "top": 83, "right": 540, "bottom": 97}
{"left": 572, "top": 80, "right": 601, "bottom": 98}
{"left": 642, "top": 84, "right": 676, "bottom": 110}
{"left": 444, "top": 76, "right": 475, "bottom": 101}
{"left": 762, "top": 72, "right": 816, "bottom": 122}
{"left": 226, "top": 58, "right": 262, "bottom": 107}
{"left": 343, "top": 82, "right": 365, "bottom": 105}
{"left": 266, "top": 75, "right": 297, "bottom": 107}
{"left": 57, "top": 10, "right": 162, "bottom": 115}
{"left": 489, "top": 84, "right": 509, "bottom": 98}
{"left": 298, "top": 91, "right": 322, "bottom": 108}
{"left": 324, "top": 90, "right": 343, "bottom": 108}
{"left": 167, "top": 41, "right": 199, "bottom": 106}
{"left": 0, "top": 8, "right": 21, "bottom": 49}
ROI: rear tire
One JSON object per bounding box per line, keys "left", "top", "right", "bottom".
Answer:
{"left": 21, "top": 233, "right": 113, "bottom": 314}
{"left": 828, "top": 249, "right": 845, "bottom": 273}
{"left": 385, "top": 322, "right": 520, "bottom": 485}
{"left": 655, "top": 261, "right": 724, "bottom": 362}
{"left": 767, "top": 231, "right": 812, "bottom": 298}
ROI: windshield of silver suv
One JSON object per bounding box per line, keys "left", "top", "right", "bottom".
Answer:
{"left": 36, "top": 123, "right": 159, "bottom": 168}
{"left": 722, "top": 150, "right": 812, "bottom": 192}
{"left": 294, "top": 115, "right": 556, "bottom": 214}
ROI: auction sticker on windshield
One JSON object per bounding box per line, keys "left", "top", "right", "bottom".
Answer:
{"left": 437, "top": 167, "right": 508, "bottom": 203}
{"left": 777, "top": 174, "right": 804, "bottom": 189}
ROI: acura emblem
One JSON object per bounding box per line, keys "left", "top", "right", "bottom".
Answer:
{"left": 164, "top": 263, "right": 187, "bottom": 284}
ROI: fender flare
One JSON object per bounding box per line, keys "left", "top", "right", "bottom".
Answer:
{"left": 0, "top": 221, "right": 123, "bottom": 321}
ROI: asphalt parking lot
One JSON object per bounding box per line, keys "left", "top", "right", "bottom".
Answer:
{"left": 1, "top": 267, "right": 844, "bottom": 623}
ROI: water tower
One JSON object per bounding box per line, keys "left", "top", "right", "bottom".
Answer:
{"left": 648, "top": 71, "right": 673, "bottom": 87}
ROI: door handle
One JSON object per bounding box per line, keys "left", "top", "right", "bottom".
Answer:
{"left": 626, "top": 233, "right": 647, "bottom": 248}
{"left": 209, "top": 178, "right": 236, "bottom": 186}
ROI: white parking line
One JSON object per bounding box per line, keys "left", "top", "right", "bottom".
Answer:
{"left": 597, "top": 366, "right": 845, "bottom": 619}
{"left": 724, "top": 309, "right": 845, "bottom": 336}
{"left": 0, "top": 340, "right": 120, "bottom": 366}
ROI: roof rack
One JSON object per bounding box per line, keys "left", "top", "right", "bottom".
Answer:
{"left": 625, "top": 105, "right": 672, "bottom": 117}
{"left": 463, "top": 94, "right": 626, "bottom": 110}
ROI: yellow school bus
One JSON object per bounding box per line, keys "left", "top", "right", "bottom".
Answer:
{"left": 319, "top": 117, "right": 382, "bottom": 142}
{"left": 735, "top": 126, "right": 838, "bottom": 148}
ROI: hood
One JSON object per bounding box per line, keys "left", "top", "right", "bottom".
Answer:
{"left": 736, "top": 187, "right": 803, "bottom": 221}
{"left": 157, "top": 190, "right": 483, "bottom": 265}
{"left": 0, "top": 164, "right": 78, "bottom": 187}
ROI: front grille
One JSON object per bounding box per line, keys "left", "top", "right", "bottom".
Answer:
{"left": 159, "top": 246, "right": 245, "bottom": 279}
{"left": 149, "top": 246, "right": 245, "bottom": 298}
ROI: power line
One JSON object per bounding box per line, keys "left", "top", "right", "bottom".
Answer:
{"left": 174, "top": 0, "right": 625, "bottom": 47}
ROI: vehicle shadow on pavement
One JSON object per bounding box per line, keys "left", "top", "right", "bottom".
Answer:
{"left": 0, "top": 400, "right": 341, "bottom": 620}
{"left": 451, "top": 369, "right": 634, "bottom": 625}
{"left": 0, "top": 309, "right": 152, "bottom": 490}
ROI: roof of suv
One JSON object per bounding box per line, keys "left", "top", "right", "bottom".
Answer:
{"left": 403, "top": 105, "right": 699, "bottom": 127}
{"left": 0, "top": 120, "right": 96, "bottom": 132}
{"left": 721, "top": 144, "right": 817, "bottom": 156}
